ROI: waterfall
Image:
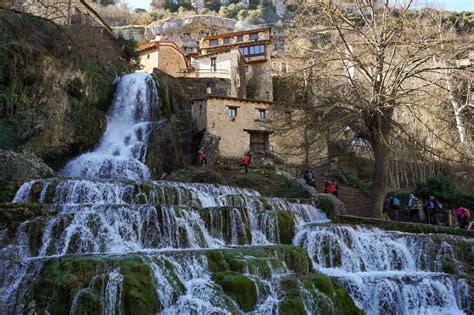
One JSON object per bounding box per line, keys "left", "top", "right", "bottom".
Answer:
{"left": 60, "top": 73, "right": 158, "bottom": 181}
{"left": 2, "top": 72, "right": 470, "bottom": 315}
{"left": 294, "top": 224, "right": 470, "bottom": 314}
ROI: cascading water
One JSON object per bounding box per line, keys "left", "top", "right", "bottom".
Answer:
{"left": 1, "top": 72, "right": 471, "bottom": 314}
{"left": 60, "top": 73, "right": 159, "bottom": 181}
{"left": 294, "top": 225, "right": 471, "bottom": 314}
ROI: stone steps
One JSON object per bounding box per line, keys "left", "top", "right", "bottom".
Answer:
{"left": 310, "top": 163, "right": 373, "bottom": 217}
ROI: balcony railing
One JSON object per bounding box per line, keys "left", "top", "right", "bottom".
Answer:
{"left": 179, "top": 68, "right": 230, "bottom": 77}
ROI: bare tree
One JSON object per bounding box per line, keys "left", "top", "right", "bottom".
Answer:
{"left": 283, "top": 0, "right": 471, "bottom": 218}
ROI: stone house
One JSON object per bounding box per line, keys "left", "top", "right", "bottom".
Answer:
{"left": 138, "top": 41, "right": 188, "bottom": 77}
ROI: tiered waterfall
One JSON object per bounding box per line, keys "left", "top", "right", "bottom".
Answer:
{"left": 0, "top": 73, "right": 471, "bottom": 315}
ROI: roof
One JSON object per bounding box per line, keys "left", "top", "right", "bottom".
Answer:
{"left": 137, "top": 41, "right": 189, "bottom": 68}
{"left": 203, "top": 27, "right": 272, "bottom": 40}
{"left": 194, "top": 95, "right": 272, "bottom": 105}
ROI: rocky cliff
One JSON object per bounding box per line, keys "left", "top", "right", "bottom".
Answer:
{"left": 0, "top": 9, "right": 133, "bottom": 168}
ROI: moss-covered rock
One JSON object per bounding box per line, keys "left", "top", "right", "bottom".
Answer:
{"left": 0, "top": 150, "right": 55, "bottom": 202}
{"left": 0, "top": 10, "right": 133, "bottom": 170}
{"left": 279, "top": 278, "right": 307, "bottom": 314}
{"left": 276, "top": 211, "right": 296, "bottom": 244}
{"left": 25, "top": 256, "right": 160, "bottom": 315}
{"left": 308, "top": 273, "right": 364, "bottom": 315}
{"left": 213, "top": 272, "right": 257, "bottom": 312}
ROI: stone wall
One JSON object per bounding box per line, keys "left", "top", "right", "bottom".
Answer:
{"left": 178, "top": 77, "right": 232, "bottom": 99}
{"left": 139, "top": 43, "right": 188, "bottom": 77}
{"left": 247, "top": 61, "right": 273, "bottom": 101}
{"left": 159, "top": 45, "right": 188, "bottom": 77}
{"left": 140, "top": 49, "right": 160, "bottom": 73}
{"left": 205, "top": 97, "right": 271, "bottom": 158}
{"left": 114, "top": 26, "right": 146, "bottom": 43}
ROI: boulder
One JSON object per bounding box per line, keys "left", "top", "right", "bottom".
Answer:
{"left": 0, "top": 150, "right": 54, "bottom": 202}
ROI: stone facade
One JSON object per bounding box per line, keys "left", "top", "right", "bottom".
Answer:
{"left": 138, "top": 41, "right": 188, "bottom": 76}
{"left": 140, "top": 28, "right": 277, "bottom": 161}
{"left": 188, "top": 49, "right": 247, "bottom": 98}
{"left": 192, "top": 96, "right": 273, "bottom": 158}
{"left": 201, "top": 28, "right": 273, "bottom": 101}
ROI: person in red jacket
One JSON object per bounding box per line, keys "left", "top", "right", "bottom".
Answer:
{"left": 242, "top": 154, "right": 251, "bottom": 174}
{"left": 330, "top": 179, "right": 339, "bottom": 198}
{"left": 198, "top": 148, "right": 207, "bottom": 166}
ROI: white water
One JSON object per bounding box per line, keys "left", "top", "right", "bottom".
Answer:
{"left": 60, "top": 73, "right": 158, "bottom": 181}
{"left": 2, "top": 72, "right": 471, "bottom": 314}
{"left": 294, "top": 224, "right": 470, "bottom": 314}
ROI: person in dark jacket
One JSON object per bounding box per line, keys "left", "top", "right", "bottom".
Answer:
{"left": 424, "top": 196, "right": 441, "bottom": 225}
{"left": 407, "top": 193, "right": 420, "bottom": 223}
{"left": 389, "top": 196, "right": 400, "bottom": 221}
{"left": 304, "top": 170, "right": 316, "bottom": 188}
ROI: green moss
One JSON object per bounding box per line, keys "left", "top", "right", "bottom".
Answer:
{"left": 119, "top": 258, "right": 160, "bottom": 314}
{"left": 312, "top": 274, "right": 335, "bottom": 297}
{"left": 27, "top": 256, "right": 159, "bottom": 315}
{"left": 278, "top": 246, "right": 312, "bottom": 274}
{"left": 279, "top": 278, "right": 306, "bottom": 315}
{"left": 276, "top": 211, "right": 296, "bottom": 244}
{"left": 314, "top": 196, "right": 336, "bottom": 219}
{"left": 335, "top": 288, "right": 364, "bottom": 315}
{"left": 213, "top": 272, "right": 257, "bottom": 312}
{"left": 441, "top": 259, "right": 457, "bottom": 274}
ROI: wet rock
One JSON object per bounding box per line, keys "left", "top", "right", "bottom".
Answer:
{"left": 0, "top": 150, "right": 55, "bottom": 202}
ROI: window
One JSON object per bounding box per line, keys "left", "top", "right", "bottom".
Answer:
{"left": 236, "top": 35, "right": 243, "bottom": 42}
{"left": 257, "top": 109, "right": 266, "bottom": 120}
{"left": 249, "top": 33, "right": 258, "bottom": 41}
{"left": 228, "top": 106, "right": 237, "bottom": 117}
{"left": 223, "top": 37, "right": 230, "bottom": 45}
{"left": 211, "top": 58, "right": 216, "bottom": 72}
{"left": 239, "top": 45, "right": 265, "bottom": 57}
{"left": 209, "top": 39, "right": 218, "bottom": 47}
{"left": 147, "top": 54, "right": 150, "bottom": 59}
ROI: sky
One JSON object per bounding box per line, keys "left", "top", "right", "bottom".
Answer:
{"left": 125, "top": 0, "right": 474, "bottom": 11}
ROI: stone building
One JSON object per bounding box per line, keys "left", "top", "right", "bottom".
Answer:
{"left": 198, "top": 27, "right": 273, "bottom": 101}
{"left": 138, "top": 41, "right": 188, "bottom": 77}
{"left": 138, "top": 27, "right": 281, "bottom": 162}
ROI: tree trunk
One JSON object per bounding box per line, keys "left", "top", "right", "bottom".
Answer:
{"left": 370, "top": 139, "right": 390, "bottom": 218}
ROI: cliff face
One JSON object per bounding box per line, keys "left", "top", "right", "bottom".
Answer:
{"left": 0, "top": 9, "right": 132, "bottom": 168}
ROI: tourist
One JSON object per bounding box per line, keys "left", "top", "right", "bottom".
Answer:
{"left": 324, "top": 180, "right": 331, "bottom": 194}
{"left": 407, "top": 193, "right": 420, "bottom": 223}
{"left": 198, "top": 148, "right": 207, "bottom": 166}
{"left": 330, "top": 179, "right": 339, "bottom": 198}
{"left": 389, "top": 196, "right": 400, "bottom": 221}
{"left": 424, "top": 196, "right": 441, "bottom": 225}
{"left": 304, "top": 170, "right": 316, "bottom": 188}
{"left": 242, "top": 154, "right": 251, "bottom": 174}
{"left": 455, "top": 206, "right": 470, "bottom": 229}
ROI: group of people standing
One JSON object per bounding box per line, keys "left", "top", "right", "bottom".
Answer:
{"left": 384, "top": 193, "right": 471, "bottom": 229}
{"left": 303, "top": 170, "right": 339, "bottom": 198}
{"left": 198, "top": 148, "right": 251, "bottom": 174}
